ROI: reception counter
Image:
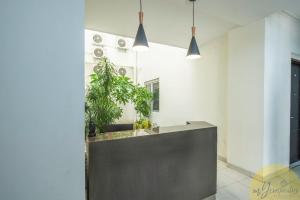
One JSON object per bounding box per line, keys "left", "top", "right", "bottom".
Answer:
{"left": 87, "top": 121, "right": 217, "bottom": 200}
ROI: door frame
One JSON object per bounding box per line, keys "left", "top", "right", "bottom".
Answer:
{"left": 290, "top": 59, "right": 300, "bottom": 168}
{"left": 292, "top": 58, "right": 300, "bottom": 65}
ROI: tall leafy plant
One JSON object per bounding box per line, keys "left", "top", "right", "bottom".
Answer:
{"left": 86, "top": 57, "right": 152, "bottom": 134}
{"left": 87, "top": 58, "right": 129, "bottom": 133}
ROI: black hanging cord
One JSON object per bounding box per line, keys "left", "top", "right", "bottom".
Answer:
{"left": 193, "top": 1, "right": 195, "bottom": 26}
{"left": 140, "top": 0, "right": 142, "bottom": 12}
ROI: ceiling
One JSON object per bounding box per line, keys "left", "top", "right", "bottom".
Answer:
{"left": 86, "top": 0, "right": 300, "bottom": 48}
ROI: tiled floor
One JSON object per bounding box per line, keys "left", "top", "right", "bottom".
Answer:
{"left": 292, "top": 165, "right": 300, "bottom": 178}
{"left": 203, "top": 160, "right": 300, "bottom": 200}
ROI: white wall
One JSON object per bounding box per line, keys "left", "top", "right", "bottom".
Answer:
{"left": 84, "top": 30, "right": 137, "bottom": 89}
{"left": 290, "top": 16, "right": 300, "bottom": 55}
{"left": 227, "top": 13, "right": 300, "bottom": 174}
{"left": 227, "top": 20, "right": 265, "bottom": 173}
{"left": 137, "top": 36, "right": 229, "bottom": 158}
{"left": 0, "top": 1, "right": 85, "bottom": 200}
{"left": 264, "top": 12, "right": 300, "bottom": 167}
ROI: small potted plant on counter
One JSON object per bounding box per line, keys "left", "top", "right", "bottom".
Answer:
{"left": 132, "top": 85, "right": 152, "bottom": 129}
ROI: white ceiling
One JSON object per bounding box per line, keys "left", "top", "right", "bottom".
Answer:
{"left": 86, "top": 0, "right": 300, "bottom": 48}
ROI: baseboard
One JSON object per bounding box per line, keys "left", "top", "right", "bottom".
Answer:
{"left": 218, "top": 155, "right": 227, "bottom": 163}
{"left": 225, "top": 161, "right": 294, "bottom": 182}
{"left": 217, "top": 156, "right": 257, "bottom": 179}
{"left": 226, "top": 162, "right": 256, "bottom": 178}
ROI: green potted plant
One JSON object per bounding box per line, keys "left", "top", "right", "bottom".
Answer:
{"left": 85, "top": 57, "right": 153, "bottom": 135}
{"left": 133, "top": 85, "right": 153, "bottom": 129}
{"left": 86, "top": 57, "right": 128, "bottom": 134}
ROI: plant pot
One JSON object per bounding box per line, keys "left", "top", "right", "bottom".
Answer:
{"left": 105, "top": 124, "right": 134, "bottom": 132}
{"left": 88, "top": 122, "right": 96, "bottom": 137}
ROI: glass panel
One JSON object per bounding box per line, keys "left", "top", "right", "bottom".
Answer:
{"left": 152, "top": 82, "right": 159, "bottom": 111}
{"left": 146, "top": 84, "right": 151, "bottom": 92}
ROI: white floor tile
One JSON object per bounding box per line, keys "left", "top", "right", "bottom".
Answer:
{"left": 222, "top": 182, "right": 250, "bottom": 200}
{"left": 202, "top": 189, "right": 240, "bottom": 200}
{"left": 213, "top": 160, "right": 253, "bottom": 200}
{"left": 238, "top": 176, "right": 260, "bottom": 188}
{"left": 217, "top": 161, "right": 227, "bottom": 170}
{"left": 281, "top": 169, "right": 300, "bottom": 183}
{"left": 217, "top": 172, "right": 238, "bottom": 189}
{"left": 292, "top": 166, "right": 300, "bottom": 178}
{"left": 213, "top": 161, "right": 300, "bottom": 200}
{"left": 222, "top": 168, "right": 248, "bottom": 181}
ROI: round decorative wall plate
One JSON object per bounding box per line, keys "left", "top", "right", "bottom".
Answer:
{"left": 117, "top": 39, "right": 126, "bottom": 48}
{"left": 118, "top": 67, "right": 127, "bottom": 76}
{"left": 93, "top": 65, "right": 101, "bottom": 73}
{"left": 94, "top": 48, "right": 103, "bottom": 58}
{"left": 93, "top": 34, "right": 102, "bottom": 44}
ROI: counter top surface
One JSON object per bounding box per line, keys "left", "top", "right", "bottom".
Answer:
{"left": 87, "top": 121, "right": 215, "bottom": 143}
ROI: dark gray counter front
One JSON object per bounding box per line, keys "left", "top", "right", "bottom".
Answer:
{"left": 87, "top": 121, "right": 217, "bottom": 200}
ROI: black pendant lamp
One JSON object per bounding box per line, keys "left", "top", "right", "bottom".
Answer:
{"left": 187, "top": 0, "right": 201, "bottom": 59}
{"left": 133, "top": 0, "right": 149, "bottom": 51}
